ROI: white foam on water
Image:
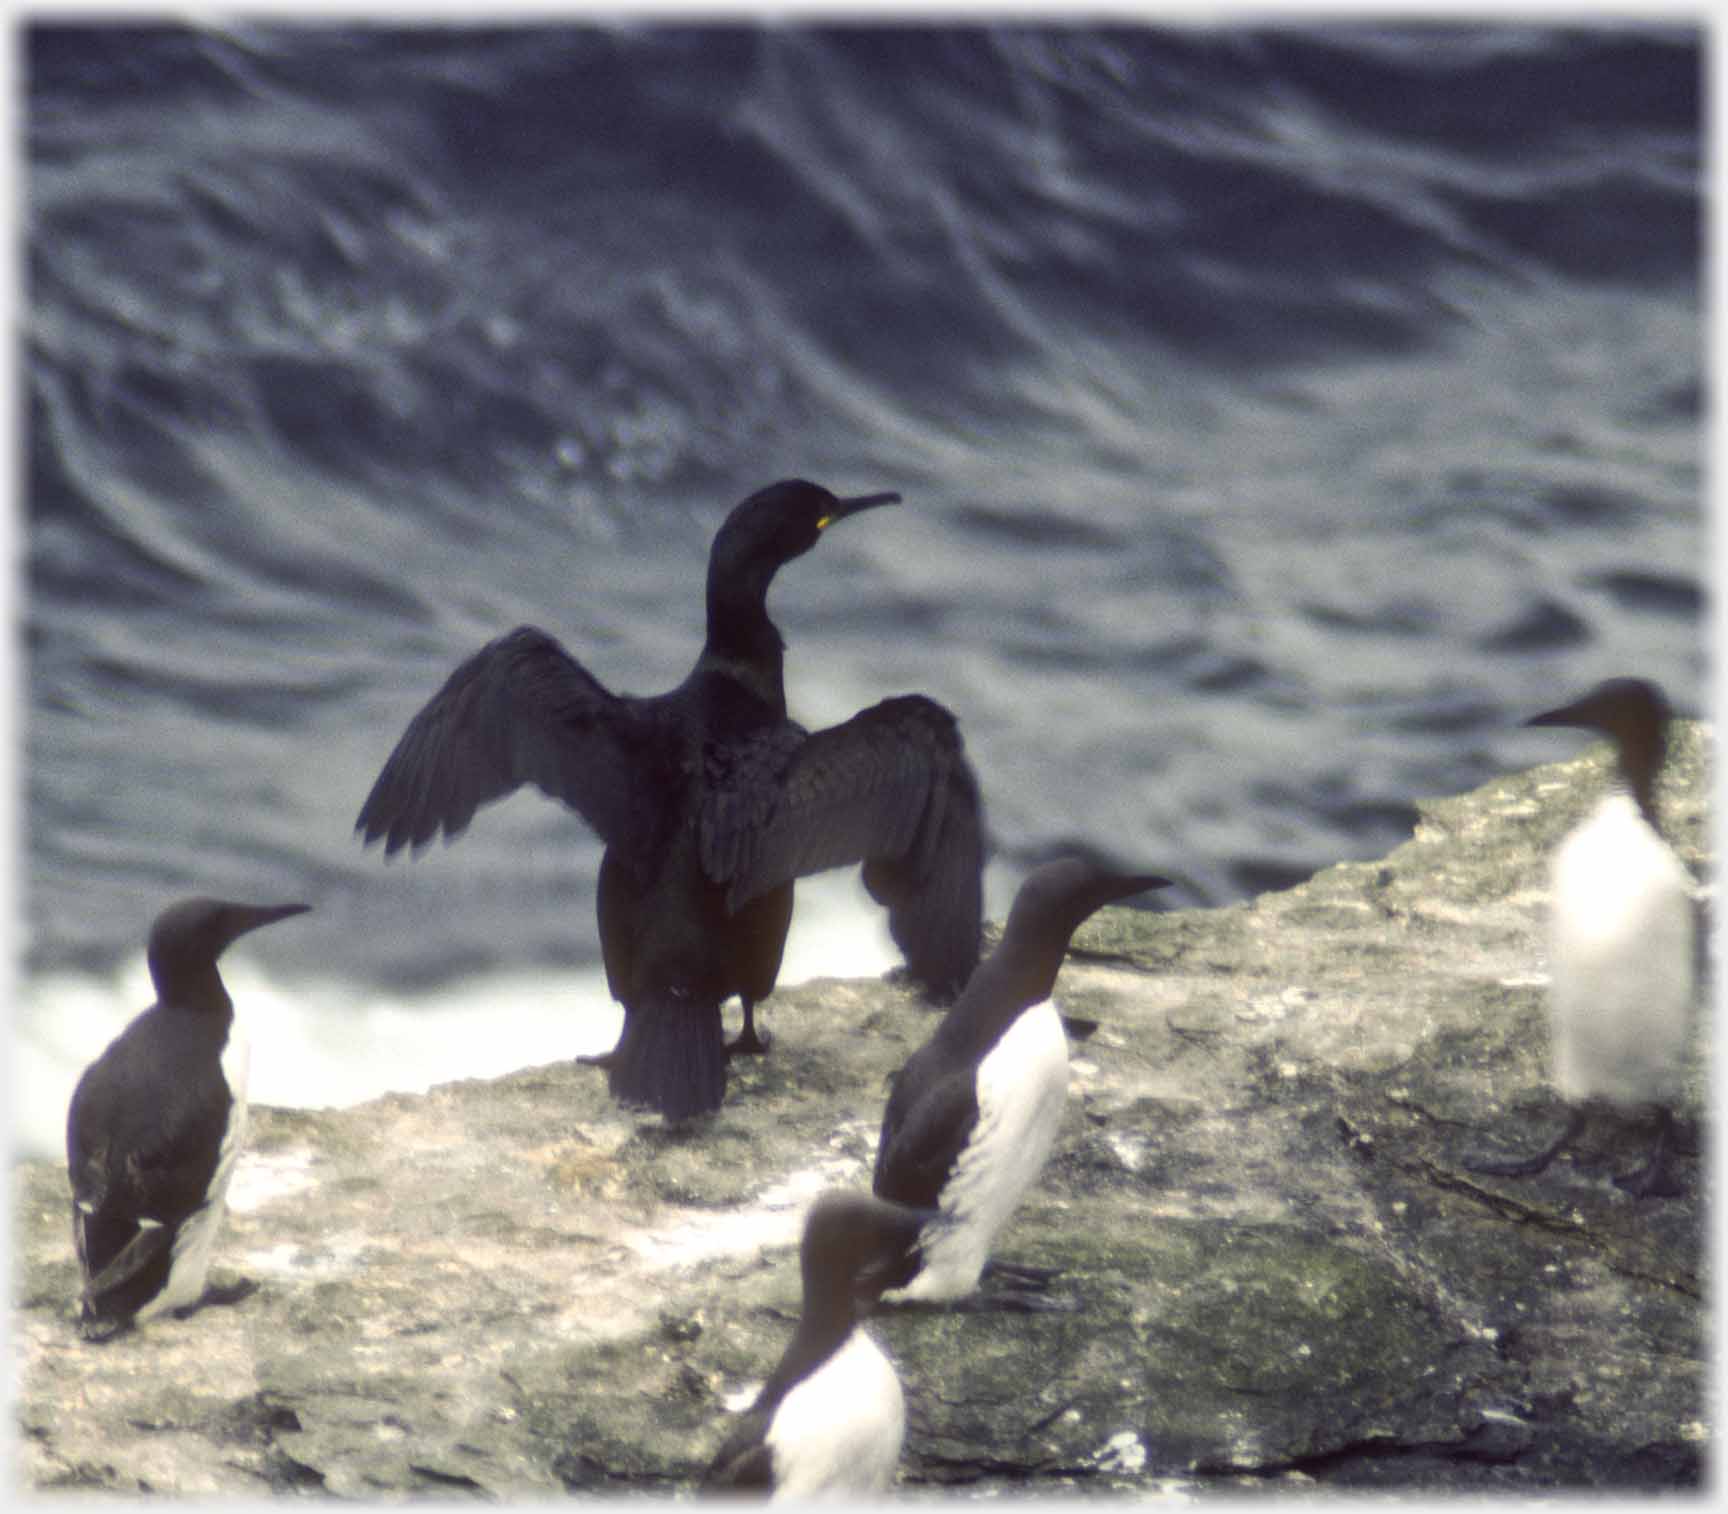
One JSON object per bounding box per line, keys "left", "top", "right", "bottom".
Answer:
{"left": 16, "top": 869, "right": 902, "bottom": 1162}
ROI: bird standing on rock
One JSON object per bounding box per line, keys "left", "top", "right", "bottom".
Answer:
{"left": 66, "top": 897, "right": 311, "bottom": 1341}
{"left": 873, "top": 858, "right": 1170, "bottom": 1309}
{"left": 703, "top": 1189, "right": 933, "bottom": 1498}
{"left": 356, "top": 480, "right": 984, "bottom": 1123}
{"left": 1470, "top": 677, "right": 1696, "bottom": 1198}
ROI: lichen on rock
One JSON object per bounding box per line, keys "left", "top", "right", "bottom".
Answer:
{"left": 13, "top": 725, "right": 1710, "bottom": 1495}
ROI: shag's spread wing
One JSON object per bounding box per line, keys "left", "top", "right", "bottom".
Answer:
{"left": 872, "top": 1055, "right": 979, "bottom": 1210}
{"left": 67, "top": 1016, "right": 228, "bottom": 1294}
{"left": 355, "top": 626, "right": 659, "bottom": 857}
{"left": 703, "top": 695, "right": 985, "bottom": 998}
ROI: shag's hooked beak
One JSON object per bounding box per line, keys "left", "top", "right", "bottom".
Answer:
{"left": 817, "top": 490, "right": 901, "bottom": 530}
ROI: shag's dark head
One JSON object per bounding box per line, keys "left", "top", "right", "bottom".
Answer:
{"left": 1527, "top": 677, "right": 1672, "bottom": 820}
{"left": 708, "top": 480, "right": 900, "bottom": 606}
{"left": 146, "top": 897, "right": 313, "bottom": 1012}
{"left": 800, "top": 1190, "right": 935, "bottom": 1318}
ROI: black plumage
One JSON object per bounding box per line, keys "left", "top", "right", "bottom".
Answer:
{"left": 356, "top": 480, "right": 985, "bottom": 1121}
{"left": 66, "top": 897, "right": 311, "bottom": 1341}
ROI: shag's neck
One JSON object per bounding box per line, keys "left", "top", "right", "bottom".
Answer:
{"left": 701, "top": 567, "right": 788, "bottom": 710}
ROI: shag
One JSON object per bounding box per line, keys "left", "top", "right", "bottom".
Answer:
{"left": 873, "top": 857, "right": 1169, "bottom": 1309}
{"left": 702, "top": 1190, "right": 931, "bottom": 1498}
{"left": 66, "top": 897, "right": 311, "bottom": 1341}
{"left": 355, "top": 480, "right": 984, "bottom": 1122}
{"left": 1470, "top": 677, "right": 1695, "bottom": 1197}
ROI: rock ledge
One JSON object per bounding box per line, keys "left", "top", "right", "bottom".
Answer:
{"left": 12, "top": 727, "right": 1711, "bottom": 1496}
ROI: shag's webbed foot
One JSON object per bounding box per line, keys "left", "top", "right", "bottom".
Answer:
{"left": 576, "top": 1047, "right": 619, "bottom": 1070}
{"left": 725, "top": 999, "right": 773, "bottom": 1058}
{"left": 725, "top": 1026, "right": 773, "bottom": 1058}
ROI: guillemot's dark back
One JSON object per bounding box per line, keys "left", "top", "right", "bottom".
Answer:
{"left": 66, "top": 897, "right": 311, "bottom": 1340}
{"left": 873, "top": 858, "right": 1169, "bottom": 1307}
{"left": 356, "top": 479, "right": 985, "bottom": 1122}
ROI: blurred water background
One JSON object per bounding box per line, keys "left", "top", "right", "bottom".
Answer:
{"left": 18, "top": 17, "right": 1705, "bottom": 1158}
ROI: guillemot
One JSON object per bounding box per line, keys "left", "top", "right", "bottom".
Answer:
{"left": 1470, "top": 677, "right": 1696, "bottom": 1197}
{"left": 703, "top": 1189, "right": 932, "bottom": 1498}
{"left": 65, "top": 897, "right": 311, "bottom": 1341}
{"left": 872, "top": 857, "right": 1170, "bottom": 1309}
{"left": 355, "top": 480, "right": 984, "bottom": 1123}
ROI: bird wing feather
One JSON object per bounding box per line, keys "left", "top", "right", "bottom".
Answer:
{"left": 354, "top": 626, "right": 658, "bottom": 857}
{"left": 873, "top": 1057, "right": 980, "bottom": 1210}
{"left": 705, "top": 695, "right": 985, "bottom": 998}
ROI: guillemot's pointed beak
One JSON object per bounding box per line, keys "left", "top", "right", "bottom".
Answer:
{"left": 1527, "top": 700, "right": 1587, "bottom": 730}
{"left": 817, "top": 491, "right": 901, "bottom": 530}
{"left": 222, "top": 901, "right": 314, "bottom": 948}
{"left": 1117, "top": 874, "right": 1175, "bottom": 900}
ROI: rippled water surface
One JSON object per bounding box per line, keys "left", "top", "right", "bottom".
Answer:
{"left": 20, "top": 19, "right": 1705, "bottom": 1151}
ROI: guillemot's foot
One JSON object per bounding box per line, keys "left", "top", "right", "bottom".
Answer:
{"left": 1614, "top": 1160, "right": 1684, "bottom": 1199}
{"left": 1466, "top": 1108, "right": 1586, "bottom": 1183}
{"left": 959, "top": 1288, "right": 1080, "bottom": 1314}
{"left": 981, "top": 1257, "right": 1062, "bottom": 1288}
{"left": 575, "top": 1048, "right": 619, "bottom": 1070}
{"left": 1465, "top": 1150, "right": 1561, "bottom": 1180}
{"left": 1613, "top": 1112, "right": 1684, "bottom": 1199}
{"left": 174, "top": 1276, "right": 260, "bottom": 1318}
{"left": 75, "top": 1311, "right": 134, "bottom": 1344}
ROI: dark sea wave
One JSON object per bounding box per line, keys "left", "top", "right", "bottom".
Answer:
{"left": 24, "top": 18, "right": 1705, "bottom": 992}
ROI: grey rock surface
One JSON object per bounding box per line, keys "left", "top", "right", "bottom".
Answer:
{"left": 12, "top": 726, "right": 1711, "bottom": 1496}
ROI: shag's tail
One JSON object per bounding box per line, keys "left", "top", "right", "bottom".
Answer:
{"left": 607, "top": 995, "right": 727, "bottom": 1122}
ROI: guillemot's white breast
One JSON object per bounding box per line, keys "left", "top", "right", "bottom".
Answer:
{"left": 893, "top": 997, "right": 1069, "bottom": 1302}
{"left": 1468, "top": 676, "right": 1696, "bottom": 1199}
{"left": 763, "top": 1325, "right": 905, "bottom": 1499}
{"left": 703, "top": 1190, "right": 929, "bottom": 1497}
{"left": 1545, "top": 791, "right": 1694, "bottom": 1110}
